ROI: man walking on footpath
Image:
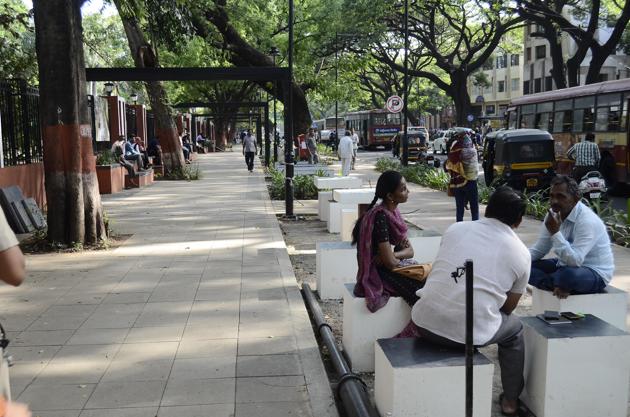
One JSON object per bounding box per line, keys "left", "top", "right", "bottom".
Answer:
{"left": 350, "top": 128, "right": 359, "bottom": 169}
{"left": 338, "top": 130, "right": 354, "bottom": 176}
{"left": 567, "top": 132, "right": 600, "bottom": 181}
{"left": 243, "top": 131, "right": 257, "bottom": 172}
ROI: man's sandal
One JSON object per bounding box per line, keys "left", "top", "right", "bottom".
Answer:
{"left": 499, "top": 393, "right": 519, "bottom": 416}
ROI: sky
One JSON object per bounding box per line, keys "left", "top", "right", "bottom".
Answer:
{"left": 21, "top": 0, "right": 117, "bottom": 16}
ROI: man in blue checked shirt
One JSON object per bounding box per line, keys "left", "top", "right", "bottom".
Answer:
{"left": 567, "top": 132, "right": 600, "bottom": 181}
{"left": 529, "top": 175, "right": 614, "bottom": 299}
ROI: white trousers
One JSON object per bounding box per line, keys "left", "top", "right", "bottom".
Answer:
{"left": 341, "top": 158, "right": 352, "bottom": 176}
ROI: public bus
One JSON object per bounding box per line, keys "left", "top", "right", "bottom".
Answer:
{"left": 344, "top": 109, "right": 402, "bottom": 149}
{"left": 313, "top": 116, "right": 344, "bottom": 143}
{"left": 506, "top": 78, "right": 630, "bottom": 184}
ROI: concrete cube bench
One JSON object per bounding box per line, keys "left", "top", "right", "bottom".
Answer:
{"left": 318, "top": 191, "right": 332, "bottom": 222}
{"left": 314, "top": 176, "right": 363, "bottom": 190}
{"left": 375, "top": 338, "right": 494, "bottom": 417}
{"left": 316, "top": 234, "right": 441, "bottom": 300}
{"left": 531, "top": 286, "right": 628, "bottom": 330}
{"left": 521, "top": 315, "right": 630, "bottom": 417}
{"left": 340, "top": 208, "right": 358, "bottom": 242}
{"left": 327, "top": 188, "right": 375, "bottom": 234}
{"left": 342, "top": 283, "right": 411, "bottom": 372}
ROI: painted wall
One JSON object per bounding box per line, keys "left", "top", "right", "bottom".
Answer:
{"left": 0, "top": 163, "right": 46, "bottom": 208}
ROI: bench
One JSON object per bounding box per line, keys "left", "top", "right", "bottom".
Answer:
{"left": 318, "top": 191, "right": 332, "bottom": 222}
{"left": 342, "top": 283, "right": 411, "bottom": 372}
{"left": 521, "top": 315, "right": 630, "bottom": 417}
{"left": 327, "top": 188, "right": 375, "bottom": 233}
{"left": 375, "top": 338, "right": 494, "bottom": 417}
{"left": 531, "top": 286, "right": 628, "bottom": 330}
{"left": 316, "top": 233, "right": 441, "bottom": 300}
{"left": 340, "top": 209, "right": 358, "bottom": 242}
{"left": 125, "top": 168, "right": 154, "bottom": 189}
{"left": 314, "top": 176, "right": 363, "bottom": 190}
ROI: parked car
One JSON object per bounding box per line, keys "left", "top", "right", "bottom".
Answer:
{"left": 432, "top": 131, "right": 449, "bottom": 154}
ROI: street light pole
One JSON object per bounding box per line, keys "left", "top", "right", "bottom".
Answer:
{"left": 269, "top": 46, "right": 280, "bottom": 163}
{"left": 335, "top": 31, "right": 339, "bottom": 141}
{"left": 285, "top": 0, "right": 295, "bottom": 217}
{"left": 402, "top": 0, "right": 410, "bottom": 167}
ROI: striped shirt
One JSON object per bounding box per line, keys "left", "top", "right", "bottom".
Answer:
{"left": 567, "top": 141, "right": 600, "bottom": 167}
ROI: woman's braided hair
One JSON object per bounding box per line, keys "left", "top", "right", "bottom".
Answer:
{"left": 351, "top": 170, "right": 403, "bottom": 245}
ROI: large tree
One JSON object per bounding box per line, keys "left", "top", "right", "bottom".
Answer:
{"left": 112, "top": 0, "right": 186, "bottom": 172}
{"left": 33, "top": 0, "right": 106, "bottom": 245}
{"left": 517, "top": 0, "right": 630, "bottom": 86}
{"left": 369, "top": 0, "right": 523, "bottom": 126}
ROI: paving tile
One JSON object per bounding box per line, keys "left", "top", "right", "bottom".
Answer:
{"left": 182, "top": 325, "right": 238, "bottom": 340}
{"left": 7, "top": 345, "right": 62, "bottom": 363}
{"left": 31, "top": 411, "right": 82, "bottom": 417}
{"left": 236, "top": 354, "right": 302, "bottom": 377}
{"left": 235, "top": 376, "right": 308, "bottom": 403}
{"left": 237, "top": 322, "right": 293, "bottom": 338}
{"left": 79, "top": 408, "right": 158, "bottom": 417}
{"left": 102, "top": 292, "right": 151, "bottom": 304}
{"left": 134, "top": 302, "right": 192, "bottom": 327}
{"left": 170, "top": 357, "right": 236, "bottom": 379}
{"left": 13, "top": 330, "right": 75, "bottom": 346}
{"left": 235, "top": 401, "right": 311, "bottom": 417}
{"left": 157, "top": 404, "right": 234, "bottom": 417}
{"left": 161, "top": 378, "right": 235, "bottom": 406}
{"left": 125, "top": 326, "right": 184, "bottom": 343}
{"left": 176, "top": 339, "right": 237, "bottom": 359}
{"left": 114, "top": 342, "right": 179, "bottom": 362}
{"left": 237, "top": 336, "right": 297, "bottom": 356}
{"left": 101, "top": 359, "right": 173, "bottom": 382}
{"left": 84, "top": 381, "right": 166, "bottom": 409}
{"left": 18, "top": 383, "right": 96, "bottom": 410}
{"left": 67, "top": 328, "right": 129, "bottom": 345}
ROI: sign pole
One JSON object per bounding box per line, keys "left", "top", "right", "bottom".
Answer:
{"left": 402, "top": 0, "right": 409, "bottom": 167}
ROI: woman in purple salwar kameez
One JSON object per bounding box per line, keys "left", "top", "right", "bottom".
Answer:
{"left": 351, "top": 170, "right": 425, "bottom": 314}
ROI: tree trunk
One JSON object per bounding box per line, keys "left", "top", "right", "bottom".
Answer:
{"left": 450, "top": 73, "right": 472, "bottom": 126}
{"left": 113, "top": 2, "right": 185, "bottom": 173}
{"left": 33, "top": 0, "right": 106, "bottom": 246}
{"left": 585, "top": 49, "right": 608, "bottom": 84}
{"left": 545, "top": 25, "right": 567, "bottom": 89}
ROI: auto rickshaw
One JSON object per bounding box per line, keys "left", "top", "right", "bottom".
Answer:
{"left": 391, "top": 131, "right": 428, "bottom": 162}
{"left": 482, "top": 129, "right": 555, "bottom": 191}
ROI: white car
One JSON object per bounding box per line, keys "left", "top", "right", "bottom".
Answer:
{"left": 432, "top": 131, "right": 450, "bottom": 154}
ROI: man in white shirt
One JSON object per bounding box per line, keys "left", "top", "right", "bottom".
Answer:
{"left": 529, "top": 175, "right": 613, "bottom": 298}
{"left": 350, "top": 128, "right": 359, "bottom": 169}
{"left": 338, "top": 131, "right": 354, "bottom": 176}
{"left": 411, "top": 186, "right": 530, "bottom": 415}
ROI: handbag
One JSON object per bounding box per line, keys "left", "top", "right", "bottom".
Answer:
{"left": 392, "top": 263, "right": 432, "bottom": 282}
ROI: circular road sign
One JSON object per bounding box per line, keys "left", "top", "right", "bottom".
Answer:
{"left": 466, "top": 114, "right": 475, "bottom": 122}
{"left": 386, "top": 95, "right": 404, "bottom": 113}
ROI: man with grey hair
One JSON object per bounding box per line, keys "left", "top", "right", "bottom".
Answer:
{"left": 529, "top": 175, "right": 614, "bottom": 298}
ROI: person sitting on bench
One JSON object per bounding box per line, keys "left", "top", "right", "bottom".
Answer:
{"left": 351, "top": 170, "right": 422, "bottom": 312}
{"left": 124, "top": 136, "right": 147, "bottom": 170}
{"left": 111, "top": 137, "right": 136, "bottom": 177}
{"left": 146, "top": 137, "right": 163, "bottom": 166}
{"left": 410, "top": 186, "right": 530, "bottom": 416}
{"left": 529, "top": 175, "right": 614, "bottom": 298}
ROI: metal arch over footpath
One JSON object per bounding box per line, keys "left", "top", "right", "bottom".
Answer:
{"left": 85, "top": 67, "right": 296, "bottom": 216}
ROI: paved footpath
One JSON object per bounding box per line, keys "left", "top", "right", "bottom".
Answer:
{"left": 0, "top": 152, "right": 337, "bottom": 417}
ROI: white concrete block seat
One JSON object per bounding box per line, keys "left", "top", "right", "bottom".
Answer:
{"left": 316, "top": 232, "right": 442, "bottom": 300}
{"left": 531, "top": 285, "right": 628, "bottom": 330}
{"left": 318, "top": 190, "right": 332, "bottom": 221}
{"left": 314, "top": 176, "right": 362, "bottom": 190}
{"left": 375, "top": 337, "right": 494, "bottom": 417}
{"left": 327, "top": 201, "right": 359, "bottom": 234}
{"left": 342, "top": 283, "right": 411, "bottom": 372}
{"left": 521, "top": 315, "right": 630, "bottom": 417}
{"left": 340, "top": 208, "right": 358, "bottom": 242}
{"left": 327, "top": 188, "right": 376, "bottom": 234}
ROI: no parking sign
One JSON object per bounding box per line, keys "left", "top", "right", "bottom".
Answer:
{"left": 386, "top": 95, "right": 404, "bottom": 113}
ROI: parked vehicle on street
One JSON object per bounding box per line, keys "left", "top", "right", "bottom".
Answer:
{"left": 482, "top": 129, "right": 555, "bottom": 191}
{"left": 345, "top": 109, "right": 402, "bottom": 149}
{"left": 578, "top": 171, "right": 607, "bottom": 201}
{"left": 391, "top": 131, "right": 428, "bottom": 161}
{"left": 432, "top": 131, "right": 449, "bottom": 154}
{"left": 507, "top": 77, "right": 630, "bottom": 189}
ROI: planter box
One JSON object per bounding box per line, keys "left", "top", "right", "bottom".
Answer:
{"left": 96, "top": 164, "right": 125, "bottom": 194}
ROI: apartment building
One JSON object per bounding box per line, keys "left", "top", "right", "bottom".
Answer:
{"left": 523, "top": 19, "right": 630, "bottom": 94}
{"left": 468, "top": 51, "right": 524, "bottom": 127}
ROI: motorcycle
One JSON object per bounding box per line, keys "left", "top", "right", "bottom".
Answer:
{"left": 578, "top": 171, "right": 607, "bottom": 201}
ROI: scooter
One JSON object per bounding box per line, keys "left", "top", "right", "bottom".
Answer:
{"left": 578, "top": 171, "right": 607, "bottom": 201}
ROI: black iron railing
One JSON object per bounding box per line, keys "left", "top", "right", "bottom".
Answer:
{"left": 0, "top": 79, "right": 43, "bottom": 167}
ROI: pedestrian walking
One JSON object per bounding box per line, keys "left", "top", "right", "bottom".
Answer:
{"left": 329, "top": 130, "right": 338, "bottom": 153}
{"left": 338, "top": 130, "right": 354, "bottom": 176}
{"left": 243, "top": 131, "right": 257, "bottom": 172}
{"left": 567, "top": 132, "right": 600, "bottom": 181}
{"left": 446, "top": 132, "right": 479, "bottom": 222}
{"left": 350, "top": 128, "right": 359, "bottom": 169}
{"left": 306, "top": 129, "right": 319, "bottom": 164}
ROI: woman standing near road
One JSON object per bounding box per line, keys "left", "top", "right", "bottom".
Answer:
{"left": 351, "top": 170, "right": 425, "bottom": 312}
{"left": 446, "top": 132, "right": 479, "bottom": 222}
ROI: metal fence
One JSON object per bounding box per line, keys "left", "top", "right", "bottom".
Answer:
{"left": 0, "top": 79, "right": 43, "bottom": 167}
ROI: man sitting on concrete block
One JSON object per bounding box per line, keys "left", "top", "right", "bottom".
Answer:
{"left": 529, "top": 175, "right": 614, "bottom": 299}
{"left": 410, "top": 186, "right": 530, "bottom": 416}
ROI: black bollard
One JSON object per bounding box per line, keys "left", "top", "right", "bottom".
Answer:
{"left": 464, "top": 259, "right": 474, "bottom": 417}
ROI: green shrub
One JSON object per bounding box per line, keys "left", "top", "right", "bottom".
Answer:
{"left": 163, "top": 164, "right": 202, "bottom": 181}
{"left": 96, "top": 150, "right": 116, "bottom": 165}
{"left": 375, "top": 157, "right": 401, "bottom": 173}
{"left": 266, "top": 167, "right": 319, "bottom": 200}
